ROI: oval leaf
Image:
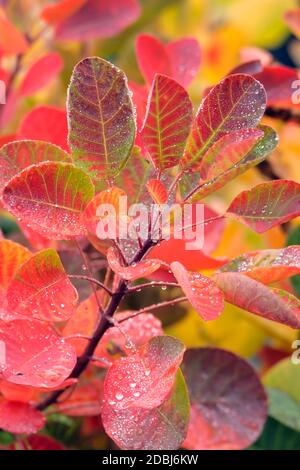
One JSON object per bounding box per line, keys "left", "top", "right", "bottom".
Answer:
{"left": 0, "top": 319, "right": 77, "bottom": 388}
{"left": 7, "top": 249, "right": 78, "bottom": 322}
{"left": 0, "top": 140, "right": 71, "bottom": 194}
{"left": 0, "top": 401, "right": 45, "bottom": 434}
{"left": 170, "top": 261, "right": 224, "bottom": 321}
{"left": 141, "top": 74, "right": 193, "bottom": 171}
{"left": 67, "top": 57, "right": 135, "bottom": 179}
{"left": 226, "top": 180, "right": 300, "bottom": 233}
{"left": 182, "top": 74, "right": 266, "bottom": 170}
{"left": 214, "top": 272, "right": 300, "bottom": 328}
{"left": 182, "top": 348, "right": 267, "bottom": 450}
{"left": 103, "top": 336, "right": 185, "bottom": 411}
{"left": 2, "top": 161, "right": 95, "bottom": 240}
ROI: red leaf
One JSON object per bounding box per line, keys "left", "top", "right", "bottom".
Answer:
{"left": 214, "top": 272, "right": 300, "bottom": 328}
{"left": 95, "top": 312, "right": 163, "bottom": 362}
{"left": 146, "top": 179, "right": 168, "bottom": 205}
{"left": 0, "top": 380, "right": 36, "bottom": 403}
{"left": 63, "top": 292, "right": 101, "bottom": 355}
{"left": 0, "top": 401, "right": 45, "bottom": 434}
{"left": 226, "top": 180, "right": 300, "bottom": 233}
{"left": 57, "top": 379, "right": 103, "bottom": 416}
{"left": 55, "top": 0, "right": 141, "bottom": 41}
{"left": 67, "top": 57, "right": 135, "bottom": 180}
{"left": 18, "top": 53, "right": 63, "bottom": 97}
{"left": 2, "top": 161, "right": 95, "bottom": 240}
{"left": 166, "top": 38, "right": 201, "bottom": 88}
{"left": 141, "top": 74, "right": 193, "bottom": 171}
{"left": 103, "top": 336, "right": 185, "bottom": 410}
{"left": 7, "top": 249, "right": 78, "bottom": 322}
{"left": 199, "top": 129, "right": 263, "bottom": 180}
{"left": 0, "top": 240, "right": 31, "bottom": 299}
{"left": 170, "top": 261, "right": 224, "bottom": 321}
{"left": 102, "top": 370, "right": 189, "bottom": 450}
{"left": 182, "top": 348, "right": 267, "bottom": 450}
{"left": 0, "top": 16, "right": 28, "bottom": 56}
{"left": 0, "top": 140, "right": 71, "bottom": 195}
{"left": 18, "top": 106, "right": 69, "bottom": 152}
{"left": 136, "top": 34, "right": 200, "bottom": 87}
{"left": 10, "top": 434, "right": 65, "bottom": 450}
{"left": 40, "top": 0, "right": 87, "bottom": 24}
{"left": 254, "top": 66, "right": 299, "bottom": 107}
{"left": 219, "top": 246, "right": 300, "bottom": 284}
{"left": 107, "top": 247, "right": 161, "bottom": 281}
{"left": 182, "top": 74, "right": 266, "bottom": 170}
{"left": 0, "top": 319, "right": 77, "bottom": 388}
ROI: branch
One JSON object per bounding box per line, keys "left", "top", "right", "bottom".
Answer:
{"left": 36, "top": 238, "right": 156, "bottom": 411}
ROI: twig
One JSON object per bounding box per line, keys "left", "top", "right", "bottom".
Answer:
{"left": 68, "top": 274, "right": 113, "bottom": 296}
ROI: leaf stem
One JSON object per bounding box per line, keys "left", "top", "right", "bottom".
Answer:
{"left": 68, "top": 274, "right": 113, "bottom": 295}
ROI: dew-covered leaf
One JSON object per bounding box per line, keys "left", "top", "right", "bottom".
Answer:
{"left": 182, "top": 74, "right": 266, "bottom": 170}
{"left": 141, "top": 74, "right": 193, "bottom": 171}
{"left": 0, "top": 140, "right": 71, "bottom": 195}
{"left": 95, "top": 312, "right": 163, "bottom": 363}
{"left": 0, "top": 319, "right": 77, "bottom": 388}
{"left": 170, "top": 261, "right": 224, "bottom": 321}
{"left": 189, "top": 125, "right": 278, "bottom": 201}
{"left": 219, "top": 246, "right": 300, "bottom": 284}
{"left": 18, "top": 53, "right": 63, "bottom": 98}
{"left": 226, "top": 180, "right": 300, "bottom": 233}
{"left": 182, "top": 348, "right": 267, "bottom": 450}
{"left": 67, "top": 57, "right": 135, "bottom": 180}
{"left": 107, "top": 247, "right": 161, "bottom": 281}
{"left": 7, "top": 249, "right": 78, "bottom": 322}
{"left": 55, "top": 0, "right": 141, "bottom": 41}
{"left": 103, "top": 336, "right": 185, "bottom": 410}
{"left": 0, "top": 401, "right": 45, "bottom": 434}
{"left": 2, "top": 161, "right": 95, "bottom": 240}
{"left": 102, "top": 369, "right": 189, "bottom": 450}
{"left": 214, "top": 272, "right": 300, "bottom": 328}
{"left": 18, "top": 106, "right": 69, "bottom": 152}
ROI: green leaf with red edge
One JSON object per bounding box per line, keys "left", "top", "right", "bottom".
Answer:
{"left": 0, "top": 140, "right": 71, "bottom": 195}
{"left": 103, "top": 336, "right": 185, "bottom": 411}
{"left": 6, "top": 249, "right": 78, "bottom": 322}
{"left": 2, "top": 161, "right": 95, "bottom": 240}
{"left": 182, "top": 74, "right": 266, "bottom": 170}
{"left": 181, "top": 348, "right": 267, "bottom": 450}
{"left": 199, "top": 128, "right": 263, "bottom": 180}
{"left": 18, "top": 53, "right": 63, "bottom": 98}
{"left": 55, "top": 0, "right": 141, "bottom": 41}
{"left": 18, "top": 106, "right": 69, "bottom": 152}
{"left": 102, "top": 369, "right": 189, "bottom": 450}
{"left": 219, "top": 246, "right": 300, "bottom": 284}
{"left": 67, "top": 57, "right": 135, "bottom": 180}
{"left": 107, "top": 247, "right": 161, "bottom": 281}
{"left": 0, "top": 401, "right": 45, "bottom": 434}
{"left": 170, "top": 261, "right": 224, "bottom": 321}
{"left": 226, "top": 180, "right": 300, "bottom": 233}
{"left": 0, "top": 240, "right": 31, "bottom": 299}
{"left": 0, "top": 319, "right": 77, "bottom": 388}
{"left": 141, "top": 74, "right": 193, "bottom": 171}
{"left": 214, "top": 272, "right": 300, "bottom": 328}
{"left": 188, "top": 125, "right": 278, "bottom": 201}
{"left": 95, "top": 312, "right": 163, "bottom": 364}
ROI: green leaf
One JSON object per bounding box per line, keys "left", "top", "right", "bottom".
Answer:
{"left": 267, "top": 387, "right": 300, "bottom": 432}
